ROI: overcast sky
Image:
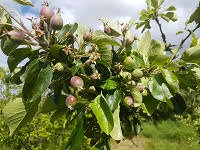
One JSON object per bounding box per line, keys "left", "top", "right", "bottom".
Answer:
{"left": 0, "top": 0, "right": 199, "bottom": 67}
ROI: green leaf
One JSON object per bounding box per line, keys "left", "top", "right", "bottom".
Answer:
{"left": 191, "top": 67, "right": 200, "bottom": 81}
{"left": 141, "top": 95, "right": 160, "bottom": 116}
{"left": 176, "top": 30, "right": 184, "bottom": 35}
{"left": 146, "top": 0, "right": 151, "bottom": 9}
{"left": 65, "top": 114, "right": 84, "bottom": 150}
{"left": 127, "top": 18, "right": 135, "bottom": 30}
{"left": 39, "top": 96, "right": 58, "bottom": 113}
{"left": 137, "top": 31, "right": 151, "bottom": 64}
{"left": 190, "top": 32, "right": 198, "bottom": 47}
{"left": 22, "top": 59, "right": 41, "bottom": 101}
{"left": 149, "top": 55, "right": 170, "bottom": 65}
{"left": 0, "top": 9, "right": 4, "bottom": 18}
{"left": 176, "top": 70, "right": 198, "bottom": 89}
{"left": 50, "top": 44, "right": 64, "bottom": 57}
{"left": 162, "top": 83, "right": 173, "bottom": 99}
{"left": 142, "top": 21, "right": 151, "bottom": 32}
{"left": 76, "top": 23, "right": 89, "bottom": 46}
{"left": 160, "top": 68, "right": 179, "bottom": 92}
{"left": 0, "top": 15, "right": 7, "bottom": 33}
{"left": 57, "top": 23, "right": 78, "bottom": 43}
{"left": 92, "top": 30, "right": 120, "bottom": 46}
{"left": 106, "top": 90, "right": 123, "bottom": 111}
{"left": 97, "top": 45, "right": 113, "bottom": 68}
{"left": 0, "top": 67, "right": 6, "bottom": 79}
{"left": 90, "top": 95, "right": 114, "bottom": 135}
{"left": 139, "top": 10, "right": 149, "bottom": 21}
{"left": 31, "top": 65, "right": 53, "bottom": 102}
{"left": 186, "top": 6, "right": 200, "bottom": 25}
{"left": 131, "top": 87, "right": 143, "bottom": 106}
{"left": 148, "top": 39, "right": 168, "bottom": 65}
{"left": 3, "top": 98, "right": 26, "bottom": 136}
{"left": 7, "top": 48, "right": 31, "bottom": 72}
{"left": 166, "top": 99, "right": 174, "bottom": 109}
{"left": 166, "top": 5, "right": 176, "bottom": 11}
{"left": 149, "top": 77, "right": 165, "bottom": 101}
{"left": 20, "top": 98, "right": 41, "bottom": 129}
{"left": 160, "top": 14, "right": 170, "bottom": 22}
{"left": 136, "top": 22, "right": 145, "bottom": 29}
{"left": 39, "top": 95, "right": 66, "bottom": 113}
{"left": 101, "top": 79, "right": 118, "bottom": 90}
{"left": 158, "top": 0, "right": 165, "bottom": 7}
{"left": 70, "top": 60, "right": 82, "bottom": 76}
{"left": 149, "top": 39, "right": 165, "bottom": 56}
{"left": 151, "top": 0, "right": 158, "bottom": 9}
{"left": 1, "top": 37, "right": 19, "bottom": 56}
{"left": 165, "top": 12, "right": 177, "bottom": 22}
{"left": 110, "top": 105, "right": 123, "bottom": 140}
{"left": 13, "top": 0, "right": 33, "bottom": 6}
{"left": 181, "top": 46, "right": 200, "bottom": 63}
{"left": 23, "top": 59, "right": 39, "bottom": 81}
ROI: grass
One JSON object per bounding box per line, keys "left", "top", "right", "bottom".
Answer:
{"left": 111, "top": 119, "right": 200, "bottom": 150}
{"left": 142, "top": 119, "right": 200, "bottom": 150}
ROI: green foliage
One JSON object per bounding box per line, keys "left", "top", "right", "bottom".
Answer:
{"left": 90, "top": 95, "right": 114, "bottom": 135}
{"left": 0, "top": 0, "right": 200, "bottom": 149}
{"left": 3, "top": 98, "right": 26, "bottom": 136}
{"left": 141, "top": 119, "right": 200, "bottom": 150}
{"left": 137, "top": 0, "right": 177, "bottom": 32}
{"left": 13, "top": 0, "right": 33, "bottom": 6}
{"left": 0, "top": 112, "right": 76, "bottom": 150}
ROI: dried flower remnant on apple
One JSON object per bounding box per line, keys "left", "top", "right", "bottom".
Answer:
{"left": 66, "top": 95, "right": 77, "bottom": 109}
{"left": 39, "top": 2, "right": 55, "bottom": 23}
{"left": 70, "top": 76, "right": 84, "bottom": 90}
{"left": 123, "top": 96, "right": 134, "bottom": 107}
{"left": 83, "top": 30, "right": 93, "bottom": 41}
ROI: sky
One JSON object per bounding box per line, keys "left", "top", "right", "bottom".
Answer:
{"left": 0, "top": 0, "right": 199, "bottom": 67}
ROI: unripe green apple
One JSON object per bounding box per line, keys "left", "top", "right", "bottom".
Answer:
{"left": 123, "top": 56, "right": 135, "bottom": 70}
{"left": 120, "top": 71, "right": 132, "bottom": 81}
{"left": 54, "top": 62, "right": 65, "bottom": 71}
{"left": 132, "top": 69, "right": 143, "bottom": 79}
{"left": 123, "top": 96, "right": 134, "bottom": 107}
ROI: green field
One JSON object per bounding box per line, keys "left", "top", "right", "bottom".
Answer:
{"left": 111, "top": 119, "right": 200, "bottom": 150}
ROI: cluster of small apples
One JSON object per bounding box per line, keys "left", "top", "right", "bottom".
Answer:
{"left": 2, "top": 2, "right": 63, "bottom": 47}
{"left": 65, "top": 76, "right": 84, "bottom": 109}
{"left": 36, "top": 2, "right": 63, "bottom": 46}
{"left": 120, "top": 56, "right": 148, "bottom": 107}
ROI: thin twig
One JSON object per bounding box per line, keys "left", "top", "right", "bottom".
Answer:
{"left": 155, "top": 18, "right": 167, "bottom": 44}
{"left": 0, "top": 3, "right": 39, "bottom": 43}
{"left": 0, "top": 23, "right": 38, "bottom": 47}
{"left": 172, "top": 24, "right": 200, "bottom": 60}
{"left": 0, "top": 23, "right": 20, "bottom": 29}
{"left": 178, "top": 24, "right": 200, "bottom": 50}
{"left": 24, "top": 39, "right": 38, "bottom": 46}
